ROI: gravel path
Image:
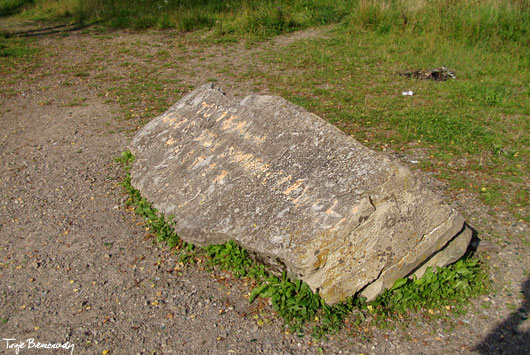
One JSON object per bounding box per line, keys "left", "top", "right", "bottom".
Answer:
{"left": 0, "top": 26, "right": 528, "bottom": 355}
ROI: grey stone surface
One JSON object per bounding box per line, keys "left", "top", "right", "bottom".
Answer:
{"left": 129, "top": 83, "right": 472, "bottom": 305}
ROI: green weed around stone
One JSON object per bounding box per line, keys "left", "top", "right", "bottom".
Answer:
{"left": 114, "top": 151, "right": 192, "bottom": 259}
{"left": 116, "top": 150, "right": 489, "bottom": 338}
{"left": 205, "top": 241, "right": 264, "bottom": 279}
{"left": 371, "top": 258, "right": 489, "bottom": 315}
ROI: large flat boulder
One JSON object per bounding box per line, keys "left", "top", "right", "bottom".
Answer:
{"left": 129, "top": 83, "right": 472, "bottom": 305}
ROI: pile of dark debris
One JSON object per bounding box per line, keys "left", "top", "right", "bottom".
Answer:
{"left": 400, "top": 66, "right": 456, "bottom": 81}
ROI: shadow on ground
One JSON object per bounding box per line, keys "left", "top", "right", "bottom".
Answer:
{"left": 2, "top": 22, "right": 98, "bottom": 37}
{"left": 474, "top": 277, "right": 530, "bottom": 355}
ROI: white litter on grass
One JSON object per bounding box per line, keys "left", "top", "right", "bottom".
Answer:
{"left": 402, "top": 90, "right": 414, "bottom": 96}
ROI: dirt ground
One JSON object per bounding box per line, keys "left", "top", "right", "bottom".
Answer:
{"left": 0, "top": 23, "right": 528, "bottom": 355}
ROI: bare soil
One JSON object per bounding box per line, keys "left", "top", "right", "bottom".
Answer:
{"left": 0, "top": 24, "right": 528, "bottom": 355}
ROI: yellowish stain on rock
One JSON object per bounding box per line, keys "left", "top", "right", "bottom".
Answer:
{"left": 163, "top": 113, "right": 188, "bottom": 129}
{"left": 283, "top": 179, "right": 304, "bottom": 196}
{"left": 172, "top": 117, "right": 188, "bottom": 128}
{"left": 221, "top": 115, "right": 238, "bottom": 130}
{"left": 203, "top": 106, "right": 218, "bottom": 118}
{"left": 194, "top": 130, "right": 218, "bottom": 148}
{"left": 181, "top": 150, "right": 195, "bottom": 164}
{"left": 214, "top": 111, "right": 267, "bottom": 144}
{"left": 227, "top": 150, "right": 269, "bottom": 175}
{"left": 243, "top": 132, "right": 267, "bottom": 144}
{"left": 213, "top": 170, "right": 228, "bottom": 184}
{"left": 219, "top": 116, "right": 266, "bottom": 144}
{"left": 325, "top": 199, "right": 339, "bottom": 216}
{"left": 235, "top": 120, "right": 249, "bottom": 134}
{"left": 165, "top": 137, "right": 176, "bottom": 146}
{"left": 292, "top": 186, "right": 310, "bottom": 206}
{"left": 245, "top": 158, "right": 267, "bottom": 173}
{"left": 203, "top": 162, "right": 217, "bottom": 173}
{"left": 162, "top": 114, "right": 176, "bottom": 124}
{"left": 275, "top": 174, "right": 292, "bottom": 187}
{"left": 196, "top": 101, "right": 215, "bottom": 116}
{"left": 216, "top": 111, "right": 229, "bottom": 122}
{"left": 190, "top": 155, "right": 206, "bottom": 169}
{"left": 313, "top": 250, "right": 329, "bottom": 270}
{"left": 232, "top": 151, "right": 254, "bottom": 164}
{"left": 260, "top": 163, "right": 270, "bottom": 173}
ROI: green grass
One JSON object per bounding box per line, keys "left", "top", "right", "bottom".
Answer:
{"left": 372, "top": 259, "right": 488, "bottom": 315}
{"left": 348, "top": 0, "right": 530, "bottom": 48}
{"left": 4, "top": 0, "right": 529, "bottom": 46}
{"left": 0, "top": 37, "right": 38, "bottom": 79}
{"left": 7, "top": 0, "right": 355, "bottom": 38}
{"left": 0, "top": 37, "right": 34, "bottom": 57}
{"left": 0, "top": 0, "right": 33, "bottom": 16}
{"left": 116, "top": 150, "right": 489, "bottom": 338}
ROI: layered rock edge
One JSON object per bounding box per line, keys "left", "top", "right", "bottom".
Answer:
{"left": 129, "top": 83, "right": 472, "bottom": 305}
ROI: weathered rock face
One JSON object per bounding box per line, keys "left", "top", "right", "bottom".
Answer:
{"left": 130, "top": 83, "right": 472, "bottom": 305}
